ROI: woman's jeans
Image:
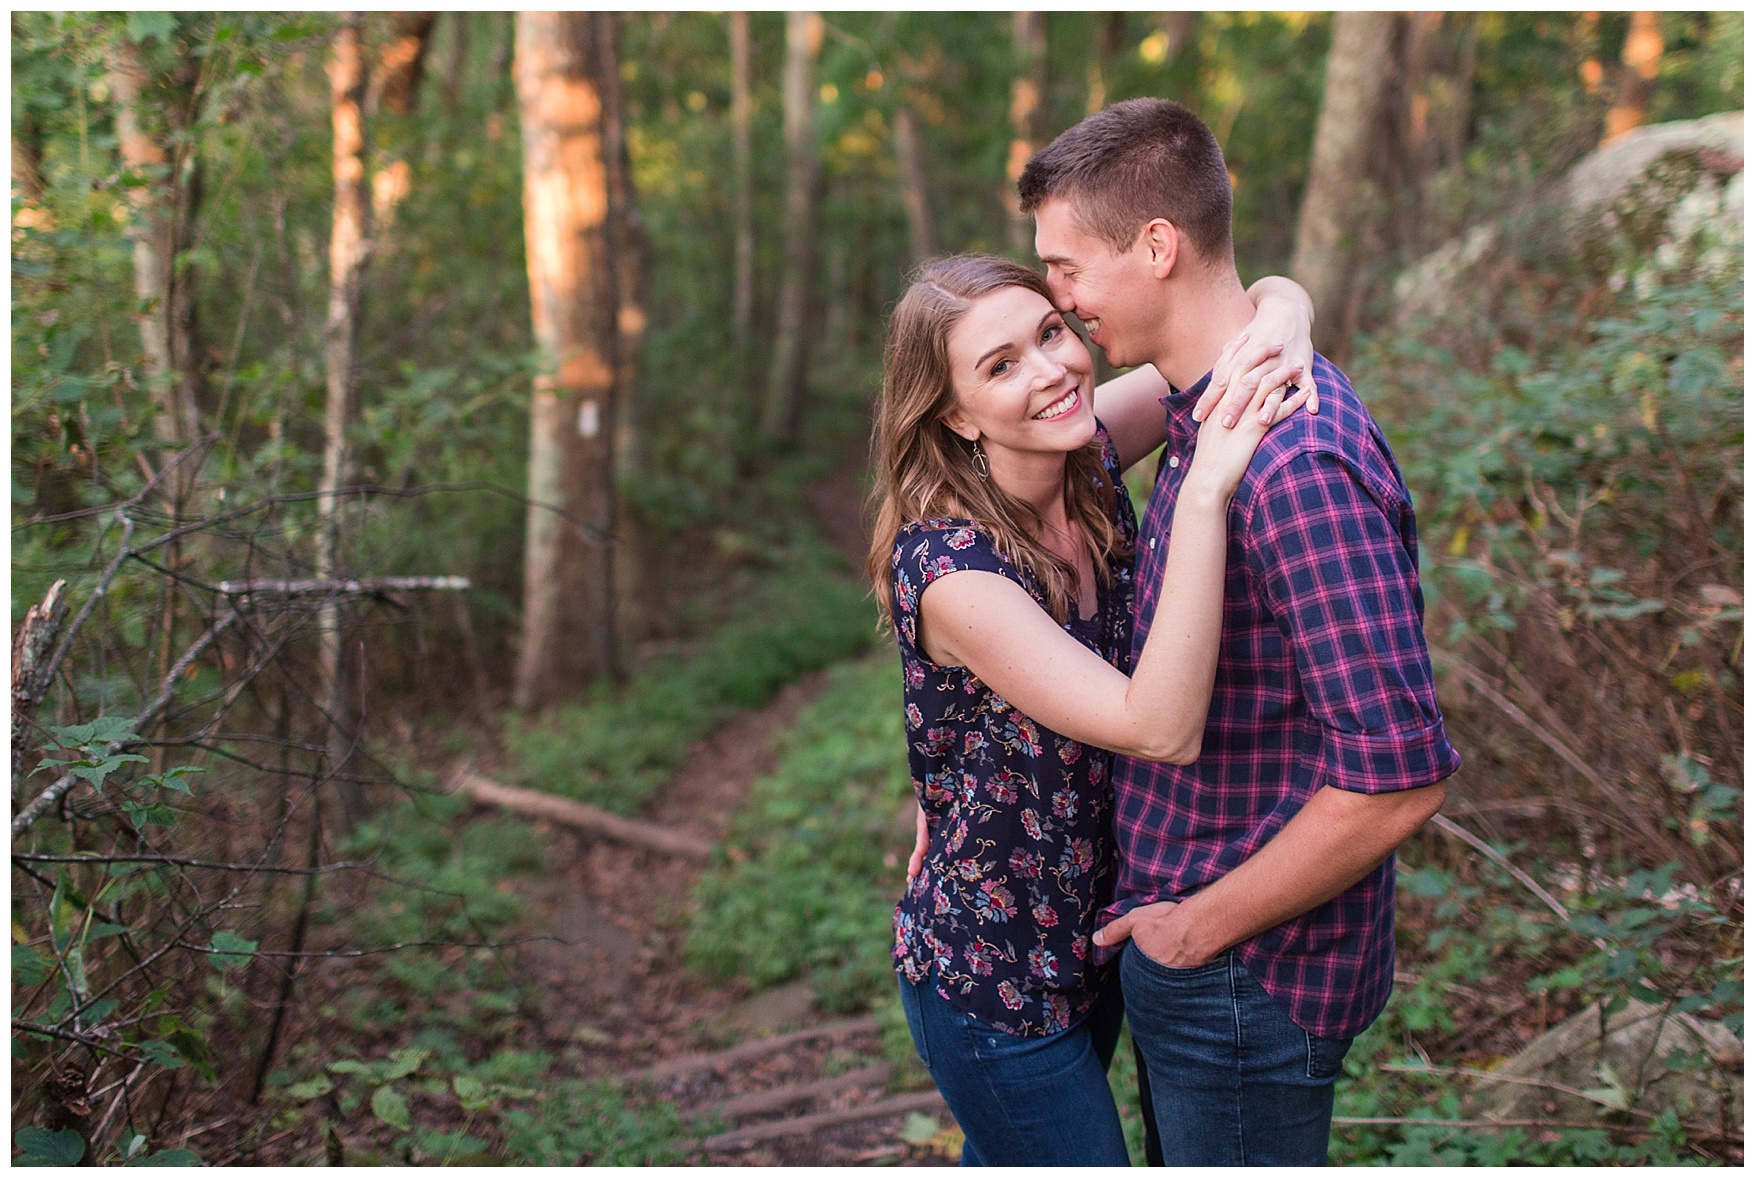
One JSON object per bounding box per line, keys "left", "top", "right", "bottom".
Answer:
{"left": 897, "top": 970, "right": 1130, "bottom": 1166}
{"left": 1120, "top": 941, "right": 1354, "bottom": 1166}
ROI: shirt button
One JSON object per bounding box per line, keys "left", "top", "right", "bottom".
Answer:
{"left": 1167, "top": 454, "right": 1180, "bottom": 468}
{"left": 1149, "top": 537, "right": 1157, "bottom": 550}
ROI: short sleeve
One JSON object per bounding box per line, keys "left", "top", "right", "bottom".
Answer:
{"left": 1243, "top": 451, "right": 1460, "bottom": 794}
{"left": 890, "top": 524, "right": 1019, "bottom": 658}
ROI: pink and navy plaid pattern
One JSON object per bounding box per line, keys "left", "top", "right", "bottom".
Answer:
{"left": 1106, "top": 354, "right": 1460, "bottom": 1041}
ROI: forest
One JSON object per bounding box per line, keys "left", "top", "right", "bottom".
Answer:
{"left": 10, "top": 10, "right": 1743, "bottom": 1166}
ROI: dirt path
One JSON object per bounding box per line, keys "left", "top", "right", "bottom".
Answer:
{"left": 506, "top": 460, "right": 955, "bottom": 1165}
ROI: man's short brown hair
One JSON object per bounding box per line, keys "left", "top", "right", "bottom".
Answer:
{"left": 1018, "top": 98, "right": 1233, "bottom": 265}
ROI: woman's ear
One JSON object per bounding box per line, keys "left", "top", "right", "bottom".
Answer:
{"left": 939, "top": 408, "right": 980, "bottom": 443}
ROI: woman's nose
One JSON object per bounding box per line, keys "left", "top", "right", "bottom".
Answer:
{"left": 1029, "top": 349, "right": 1067, "bottom": 387}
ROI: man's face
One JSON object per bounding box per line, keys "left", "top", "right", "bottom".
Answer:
{"left": 1033, "top": 196, "right": 1159, "bottom": 371}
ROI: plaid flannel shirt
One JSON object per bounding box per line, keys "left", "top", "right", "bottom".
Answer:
{"left": 1106, "top": 353, "right": 1460, "bottom": 1041}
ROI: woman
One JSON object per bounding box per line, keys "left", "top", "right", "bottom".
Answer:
{"left": 866, "top": 255, "right": 1314, "bottom": 1165}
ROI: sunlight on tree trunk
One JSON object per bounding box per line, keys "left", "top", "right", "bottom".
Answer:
{"left": 107, "top": 36, "right": 202, "bottom": 495}
{"left": 761, "top": 11, "right": 824, "bottom": 444}
{"left": 892, "top": 105, "right": 936, "bottom": 265}
{"left": 1084, "top": 12, "right": 1125, "bottom": 116}
{"left": 1004, "top": 11, "right": 1046, "bottom": 255}
{"left": 513, "top": 11, "right": 621, "bottom": 709}
{"left": 730, "top": 12, "right": 755, "bottom": 373}
{"left": 320, "top": 13, "right": 372, "bottom": 822}
{"left": 1604, "top": 12, "right": 1663, "bottom": 143}
{"left": 1291, "top": 11, "right": 1397, "bottom": 360}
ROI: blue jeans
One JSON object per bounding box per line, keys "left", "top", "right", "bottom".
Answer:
{"left": 1121, "top": 941, "right": 1353, "bottom": 1166}
{"left": 897, "top": 970, "right": 1130, "bottom": 1166}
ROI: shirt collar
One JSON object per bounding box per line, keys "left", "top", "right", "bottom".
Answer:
{"left": 1160, "top": 371, "right": 1213, "bottom": 439}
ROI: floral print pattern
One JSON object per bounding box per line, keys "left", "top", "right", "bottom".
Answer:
{"left": 890, "top": 428, "right": 1137, "bottom": 1036}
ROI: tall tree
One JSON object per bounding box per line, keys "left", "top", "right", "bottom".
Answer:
{"left": 319, "top": 13, "right": 372, "bottom": 820}
{"left": 760, "top": 11, "right": 824, "bottom": 444}
{"left": 729, "top": 12, "right": 755, "bottom": 368}
{"left": 513, "top": 12, "right": 623, "bottom": 708}
{"left": 1290, "top": 11, "right": 1398, "bottom": 359}
{"left": 892, "top": 104, "right": 936, "bottom": 264}
{"left": 1604, "top": 12, "right": 1663, "bottom": 142}
{"left": 368, "top": 13, "right": 436, "bottom": 233}
{"left": 1085, "top": 12, "right": 1126, "bottom": 116}
{"left": 106, "top": 29, "right": 205, "bottom": 500}
{"left": 1004, "top": 12, "right": 1047, "bottom": 255}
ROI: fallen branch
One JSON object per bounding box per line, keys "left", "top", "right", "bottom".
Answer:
{"left": 213, "top": 575, "right": 470, "bottom": 599}
{"left": 696, "top": 1089, "right": 947, "bottom": 1152}
{"left": 1428, "top": 811, "right": 1572, "bottom": 922}
{"left": 640, "top": 1015, "right": 882, "bottom": 1083}
{"left": 454, "top": 771, "right": 714, "bottom": 861}
{"left": 692, "top": 1062, "right": 891, "bottom": 1122}
{"left": 1382, "top": 1061, "right": 1668, "bottom": 1121}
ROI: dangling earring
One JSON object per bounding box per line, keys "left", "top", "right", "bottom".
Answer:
{"left": 970, "top": 437, "right": 990, "bottom": 481}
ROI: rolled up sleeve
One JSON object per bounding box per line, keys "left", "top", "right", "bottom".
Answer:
{"left": 1244, "top": 451, "right": 1461, "bottom": 794}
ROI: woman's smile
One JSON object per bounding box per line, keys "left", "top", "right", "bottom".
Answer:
{"left": 1031, "top": 388, "right": 1081, "bottom": 421}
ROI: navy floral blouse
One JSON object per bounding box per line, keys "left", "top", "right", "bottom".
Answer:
{"left": 889, "top": 428, "right": 1137, "bottom": 1036}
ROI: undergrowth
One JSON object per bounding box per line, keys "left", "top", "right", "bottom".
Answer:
{"left": 686, "top": 650, "right": 915, "bottom": 1012}
{"left": 502, "top": 538, "right": 876, "bottom": 814}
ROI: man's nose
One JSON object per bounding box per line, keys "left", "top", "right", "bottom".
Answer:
{"left": 1043, "top": 272, "right": 1076, "bottom": 313}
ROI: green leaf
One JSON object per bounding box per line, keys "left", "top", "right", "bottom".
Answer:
{"left": 284, "top": 1075, "right": 333, "bottom": 1100}
{"left": 384, "top": 1046, "right": 430, "bottom": 1080}
{"left": 83, "top": 922, "right": 131, "bottom": 942}
{"left": 145, "top": 766, "right": 204, "bottom": 794}
{"left": 452, "top": 1074, "right": 490, "bottom": 1111}
{"left": 129, "top": 1148, "right": 201, "bottom": 1166}
{"left": 124, "top": 12, "right": 175, "bottom": 45}
{"left": 899, "top": 1111, "right": 941, "bottom": 1145}
{"left": 14, "top": 1127, "right": 86, "bottom": 1166}
{"left": 13, "top": 944, "right": 50, "bottom": 987}
{"left": 371, "top": 1084, "right": 412, "bottom": 1131}
{"left": 47, "top": 716, "right": 138, "bottom": 750}
{"left": 207, "top": 930, "right": 258, "bottom": 971}
{"left": 137, "top": 1040, "right": 185, "bottom": 1069}
{"left": 327, "top": 1059, "right": 374, "bottom": 1076}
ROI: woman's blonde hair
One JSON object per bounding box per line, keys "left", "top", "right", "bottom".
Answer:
{"left": 865, "top": 254, "right": 1126, "bottom": 627}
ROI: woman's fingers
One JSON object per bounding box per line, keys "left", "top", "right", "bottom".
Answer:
{"left": 905, "top": 803, "right": 929, "bottom": 881}
{"left": 1196, "top": 338, "right": 1283, "bottom": 422}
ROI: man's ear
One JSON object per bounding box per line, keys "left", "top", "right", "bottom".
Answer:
{"left": 939, "top": 409, "right": 980, "bottom": 443}
{"left": 1142, "top": 218, "right": 1180, "bottom": 279}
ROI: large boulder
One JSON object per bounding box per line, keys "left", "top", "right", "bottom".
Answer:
{"left": 1475, "top": 998, "right": 1742, "bottom": 1136}
{"left": 1393, "top": 110, "right": 1744, "bottom": 323}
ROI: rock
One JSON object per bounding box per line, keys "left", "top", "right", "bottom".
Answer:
{"left": 1392, "top": 110, "right": 1744, "bottom": 324}
{"left": 1476, "top": 998, "right": 1742, "bottom": 1134}
{"left": 1565, "top": 111, "right": 1744, "bottom": 216}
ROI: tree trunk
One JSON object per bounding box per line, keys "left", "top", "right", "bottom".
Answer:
{"left": 107, "top": 36, "right": 203, "bottom": 496}
{"left": 729, "top": 12, "right": 755, "bottom": 366}
{"left": 1159, "top": 11, "right": 1198, "bottom": 65}
{"left": 1290, "top": 11, "right": 1398, "bottom": 360}
{"left": 892, "top": 105, "right": 936, "bottom": 265}
{"left": 513, "top": 11, "right": 621, "bottom": 709}
{"left": 1004, "top": 12, "right": 1046, "bottom": 255}
{"left": 372, "top": 11, "right": 436, "bottom": 117}
{"left": 1085, "top": 12, "right": 1125, "bottom": 116}
{"left": 1603, "top": 12, "right": 1663, "bottom": 143}
{"left": 442, "top": 11, "right": 469, "bottom": 117}
{"left": 760, "top": 11, "right": 824, "bottom": 444}
{"left": 320, "top": 13, "right": 372, "bottom": 822}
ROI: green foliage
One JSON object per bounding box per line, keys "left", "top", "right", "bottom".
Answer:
{"left": 505, "top": 544, "right": 875, "bottom": 814}
{"left": 686, "top": 650, "right": 913, "bottom": 1011}
{"left": 14, "top": 1127, "right": 86, "bottom": 1166}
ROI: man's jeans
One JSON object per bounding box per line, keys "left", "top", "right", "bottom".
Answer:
{"left": 897, "top": 971, "right": 1130, "bottom": 1166}
{"left": 1121, "top": 941, "right": 1353, "bottom": 1166}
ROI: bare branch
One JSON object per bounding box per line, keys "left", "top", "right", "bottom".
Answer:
{"left": 12, "top": 851, "right": 370, "bottom": 876}
{"left": 214, "top": 575, "right": 469, "bottom": 599}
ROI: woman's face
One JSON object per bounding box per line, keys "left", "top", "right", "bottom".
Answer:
{"left": 941, "top": 284, "right": 1097, "bottom": 462}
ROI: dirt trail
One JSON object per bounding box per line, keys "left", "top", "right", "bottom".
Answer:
{"left": 510, "top": 459, "right": 954, "bottom": 1165}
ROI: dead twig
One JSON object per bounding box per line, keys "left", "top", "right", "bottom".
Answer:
{"left": 454, "top": 770, "right": 714, "bottom": 861}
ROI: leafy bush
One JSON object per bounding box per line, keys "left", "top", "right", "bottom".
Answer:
{"left": 686, "top": 650, "right": 914, "bottom": 1011}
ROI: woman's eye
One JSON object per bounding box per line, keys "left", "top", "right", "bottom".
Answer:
{"left": 1041, "top": 324, "right": 1063, "bottom": 344}
{"left": 989, "top": 358, "right": 1013, "bottom": 377}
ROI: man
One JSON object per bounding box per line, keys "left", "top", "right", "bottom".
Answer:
{"left": 1020, "top": 98, "right": 1460, "bottom": 1166}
